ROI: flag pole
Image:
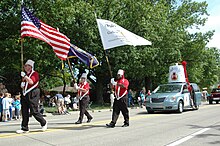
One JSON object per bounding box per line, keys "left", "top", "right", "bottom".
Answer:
{"left": 21, "top": 38, "right": 24, "bottom": 71}
{"left": 104, "top": 50, "right": 113, "bottom": 78}
{"left": 21, "top": 0, "right": 24, "bottom": 71}
{"left": 67, "top": 57, "right": 76, "bottom": 82}
{"left": 61, "top": 60, "right": 66, "bottom": 94}
{"left": 94, "top": 12, "right": 113, "bottom": 78}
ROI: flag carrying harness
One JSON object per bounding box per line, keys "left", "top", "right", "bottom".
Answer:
{"left": 23, "top": 70, "right": 39, "bottom": 96}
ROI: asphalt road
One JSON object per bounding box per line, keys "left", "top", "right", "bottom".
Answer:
{"left": 0, "top": 102, "right": 219, "bottom": 146}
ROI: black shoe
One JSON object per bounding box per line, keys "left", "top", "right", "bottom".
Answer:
{"left": 87, "top": 117, "right": 93, "bottom": 123}
{"left": 122, "top": 124, "right": 129, "bottom": 127}
{"left": 106, "top": 123, "right": 115, "bottom": 128}
{"left": 75, "top": 120, "right": 82, "bottom": 124}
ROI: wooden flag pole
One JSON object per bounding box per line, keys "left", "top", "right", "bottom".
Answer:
{"left": 104, "top": 50, "right": 113, "bottom": 78}
{"left": 94, "top": 12, "right": 113, "bottom": 78}
{"left": 61, "top": 60, "right": 66, "bottom": 94}
{"left": 67, "top": 57, "right": 76, "bottom": 82}
{"left": 21, "top": 38, "right": 24, "bottom": 71}
{"left": 21, "top": 0, "right": 24, "bottom": 71}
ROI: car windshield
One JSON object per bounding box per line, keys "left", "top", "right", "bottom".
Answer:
{"left": 212, "top": 88, "right": 220, "bottom": 93}
{"left": 154, "top": 85, "right": 182, "bottom": 93}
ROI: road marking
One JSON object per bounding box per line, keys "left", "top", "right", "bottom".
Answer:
{"left": 0, "top": 103, "right": 214, "bottom": 139}
{"left": 0, "top": 114, "right": 159, "bottom": 139}
{"left": 166, "top": 128, "right": 211, "bottom": 146}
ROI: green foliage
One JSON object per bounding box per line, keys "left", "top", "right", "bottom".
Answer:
{"left": 0, "top": 0, "right": 219, "bottom": 101}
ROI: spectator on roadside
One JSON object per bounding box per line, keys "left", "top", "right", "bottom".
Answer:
{"left": 2, "top": 93, "right": 11, "bottom": 122}
{"left": 128, "top": 89, "right": 134, "bottom": 107}
{"left": 72, "top": 97, "right": 79, "bottom": 111}
{"left": 14, "top": 95, "right": 21, "bottom": 120}
{"left": 8, "top": 93, "right": 14, "bottom": 120}
{"left": 55, "top": 93, "right": 65, "bottom": 114}
{"left": 0, "top": 83, "right": 8, "bottom": 94}
{"left": 64, "top": 94, "right": 71, "bottom": 110}
{"left": 48, "top": 96, "right": 56, "bottom": 107}
{"left": 147, "top": 90, "right": 151, "bottom": 96}
{"left": 202, "top": 88, "right": 208, "bottom": 101}
{"left": 138, "top": 87, "right": 146, "bottom": 108}
{"left": 0, "top": 92, "right": 3, "bottom": 121}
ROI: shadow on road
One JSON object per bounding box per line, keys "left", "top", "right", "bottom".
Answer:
{"left": 136, "top": 109, "right": 196, "bottom": 115}
{"left": 48, "top": 123, "right": 108, "bottom": 131}
{"left": 187, "top": 124, "right": 220, "bottom": 131}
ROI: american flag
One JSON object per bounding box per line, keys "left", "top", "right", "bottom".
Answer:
{"left": 21, "top": 6, "right": 70, "bottom": 60}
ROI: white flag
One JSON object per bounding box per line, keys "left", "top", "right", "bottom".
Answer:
{"left": 96, "top": 19, "right": 152, "bottom": 50}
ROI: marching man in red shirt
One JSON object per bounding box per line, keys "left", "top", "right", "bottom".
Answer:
{"left": 106, "top": 69, "right": 129, "bottom": 128}
{"left": 74, "top": 73, "right": 93, "bottom": 124}
{"left": 16, "top": 59, "right": 47, "bottom": 134}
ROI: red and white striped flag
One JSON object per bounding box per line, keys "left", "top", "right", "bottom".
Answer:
{"left": 21, "top": 6, "right": 70, "bottom": 60}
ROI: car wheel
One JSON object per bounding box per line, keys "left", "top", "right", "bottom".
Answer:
{"left": 216, "top": 101, "right": 219, "bottom": 104}
{"left": 147, "top": 110, "right": 154, "bottom": 114}
{"left": 209, "top": 100, "right": 213, "bottom": 104}
{"left": 177, "top": 101, "right": 183, "bottom": 113}
{"left": 146, "top": 108, "right": 154, "bottom": 114}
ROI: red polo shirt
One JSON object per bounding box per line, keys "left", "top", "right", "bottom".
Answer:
{"left": 27, "top": 71, "right": 39, "bottom": 89}
{"left": 78, "top": 82, "right": 90, "bottom": 97}
{"left": 115, "top": 78, "right": 129, "bottom": 97}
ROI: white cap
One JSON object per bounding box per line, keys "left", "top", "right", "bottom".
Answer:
{"left": 117, "top": 69, "right": 124, "bottom": 75}
{"left": 25, "top": 59, "right": 35, "bottom": 68}
{"left": 81, "top": 73, "right": 87, "bottom": 79}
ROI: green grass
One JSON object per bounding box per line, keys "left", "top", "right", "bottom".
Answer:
{"left": 44, "top": 106, "right": 57, "bottom": 113}
{"left": 90, "top": 103, "right": 110, "bottom": 110}
{"left": 44, "top": 103, "right": 111, "bottom": 113}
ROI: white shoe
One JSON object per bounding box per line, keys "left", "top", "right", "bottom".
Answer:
{"left": 16, "top": 129, "right": 29, "bottom": 134}
{"left": 41, "top": 122, "right": 47, "bottom": 132}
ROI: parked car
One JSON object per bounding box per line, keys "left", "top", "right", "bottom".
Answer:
{"left": 145, "top": 83, "right": 202, "bottom": 113}
{"left": 208, "top": 88, "right": 220, "bottom": 104}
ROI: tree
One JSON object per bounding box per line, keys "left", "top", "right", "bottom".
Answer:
{"left": 0, "top": 0, "right": 218, "bottom": 103}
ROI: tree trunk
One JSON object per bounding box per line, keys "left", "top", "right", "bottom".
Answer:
{"left": 145, "top": 76, "right": 152, "bottom": 91}
{"left": 96, "top": 75, "right": 104, "bottom": 104}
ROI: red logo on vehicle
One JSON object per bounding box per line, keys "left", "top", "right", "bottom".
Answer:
{"left": 171, "top": 72, "right": 178, "bottom": 80}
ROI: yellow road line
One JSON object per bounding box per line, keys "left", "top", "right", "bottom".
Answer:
{"left": 0, "top": 104, "right": 213, "bottom": 139}
{"left": 0, "top": 114, "right": 159, "bottom": 139}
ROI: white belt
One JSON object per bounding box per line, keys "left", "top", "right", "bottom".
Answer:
{"left": 116, "top": 86, "right": 127, "bottom": 100}
{"left": 23, "top": 81, "right": 39, "bottom": 96}
{"left": 23, "top": 70, "right": 38, "bottom": 96}
{"left": 79, "top": 90, "right": 89, "bottom": 100}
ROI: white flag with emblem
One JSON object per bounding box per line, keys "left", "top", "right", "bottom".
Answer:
{"left": 96, "top": 19, "right": 152, "bottom": 50}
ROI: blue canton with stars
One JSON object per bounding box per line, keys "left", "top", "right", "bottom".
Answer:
{"left": 22, "top": 6, "right": 41, "bottom": 29}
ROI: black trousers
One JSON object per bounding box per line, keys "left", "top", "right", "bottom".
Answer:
{"left": 78, "top": 96, "right": 92, "bottom": 122}
{"left": 21, "top": 88, "right": 46, "bottom": 131}
{"left": 111, "top": 94, "right": 129, "bottom": 125}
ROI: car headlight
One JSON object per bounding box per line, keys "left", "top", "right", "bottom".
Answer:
{"left": 165, "top": 97, "right": 176, "bottom": 102}
{"left": 146, "top": 97, "right": 150, "bottom": 102}
{"left": 170, "top": 96, "right": 176, "bottom": 102}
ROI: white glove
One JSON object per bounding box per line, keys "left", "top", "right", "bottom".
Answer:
{"left": 21, "top": 71, "right": 26, "bottom": 77}
{"left": 111, "top": 78, "right": 117, "bottom": 86}
{"left": 74, "top": 83, "right": 79, "bottom": 90}
{"left": 21, "top": 82, "right": 25, "bottom": 88}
